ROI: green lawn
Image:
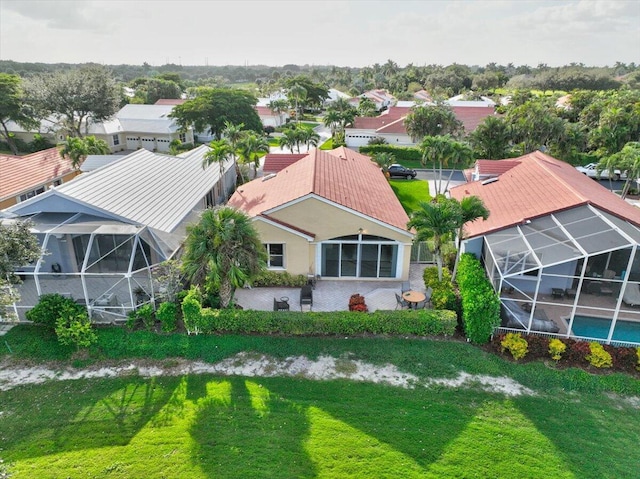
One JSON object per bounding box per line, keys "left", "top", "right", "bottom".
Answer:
{"left": 389, "top": 178, "right": 431, "bottom": 214}
{"left": 1, "top": 327, "right": 639, "bottom": 478}
{"left": 267, "top": 137, "right": 280, "bottom": 147}
{"left": 319, "top": 138, "right": 333, "bottom": 150}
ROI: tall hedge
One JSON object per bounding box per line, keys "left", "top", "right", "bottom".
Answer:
{"left": 456, "top": 253, "right": 501, "bottom": 344}
{"left": 180, "top": 298, "right": 457, "bottom": 337}
{"left": 359, "top": 144, "right": 424, "bottom": 164}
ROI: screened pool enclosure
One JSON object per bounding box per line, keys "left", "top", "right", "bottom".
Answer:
{"left": 6, "top": 212, "right": 180, "bottom": 322}
{"left": 485, "top": 204, "right": 640, "bottom": 346}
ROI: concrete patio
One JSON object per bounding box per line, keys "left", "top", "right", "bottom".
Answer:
{"left": 234, "top": 264, "right": 428, "bottom": 312}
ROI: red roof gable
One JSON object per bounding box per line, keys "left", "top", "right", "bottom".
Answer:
{"left": 0, "top": 148, "right": 76, "bottom": 201}
{"left": 263, "top": 153, "right": 307, "bottom": 174}
{"left": 449, "top": 151, "right": 640, "bottom": 238}
{"left": 229, "top": 147, "right": 411, "bottom": 232}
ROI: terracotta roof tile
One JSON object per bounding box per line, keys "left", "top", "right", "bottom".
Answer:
{"left": 450, "top": 151, "right": 640, "bottom": 238}
{"left": 154, "top": 99, "right": 186, "bottom": 105}
{"left": 0, "top": 148, "right": 75, "bottom": 201}
{"left": 263, "top": 154, "right": 307, "bottom": 174}
{"left": 450, "top": 106, "right": 496, "bottom": 132}
{"left": 229, "top": 147, "right": 410, "bottom": 231}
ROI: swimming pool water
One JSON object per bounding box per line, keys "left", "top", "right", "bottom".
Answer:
{"left": 570, "top": 315, "right": 640, "bottom": 344}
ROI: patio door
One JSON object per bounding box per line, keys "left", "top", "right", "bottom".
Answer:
{"left": 320, "top": 236, "right": 398, "bottom": 279}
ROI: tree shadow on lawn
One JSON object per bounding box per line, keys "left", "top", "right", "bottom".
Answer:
{"left": 515, "top": 393, "right": 640, "bottom": 479}
{"left": 3, "top": 376, "right": 180, "bottom": 461}
{"left": 188, "top": 376, "right": 481, "bottom": 478}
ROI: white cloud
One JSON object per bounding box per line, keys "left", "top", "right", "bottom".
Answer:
{"left": 0, "top": 0, "right": 638, "bottom": 67}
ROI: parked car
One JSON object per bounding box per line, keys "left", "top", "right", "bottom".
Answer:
{"left": 387, "top": 164, "right": 417, "bottom": 179}
{"left": 575, "top": 163, "right": 626, "bottom": 181}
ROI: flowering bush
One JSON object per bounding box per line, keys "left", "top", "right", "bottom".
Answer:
{"left": 348, "top": 294, "right": 368, "bottom": 313}
{"left": 548, "top": 338, "right": 567, "bottom": 361}
{"left": 500, "top": 332, "right": 529, "bottom": 360}
{"left": 586, "top": 342, "right": 613, "bottom": 368}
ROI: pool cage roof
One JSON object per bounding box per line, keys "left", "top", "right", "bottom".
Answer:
{"left": 485, "top": 205, "right": 640, "bottom": 277}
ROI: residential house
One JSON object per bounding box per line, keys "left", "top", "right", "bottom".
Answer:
{"left": 2, "top": 145, "right": 236, "bottom": 322}
{"left": 256, "top": 106, "right": 290, "bottom": 128}
{"left": 349, "top": 89, "right": 397, "bottom": 111}
{"left": 228, "top": 147, "right": 414, "bottom": 281}
{"left": 323, "top": 88, "right": 351, "bottom": 107}
{"left": 345, "top": 102, "right": 496, "bottom": 148}
{"left": 450, "top": 151, "right": 640, "bottom": 346}
{"left": 0, "top": 148, "right": 78, "bottom": 209}
{"left": 4, "top": 104, "right": 194, "bottom": 154}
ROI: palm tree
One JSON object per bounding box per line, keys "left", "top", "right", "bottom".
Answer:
{"left": 408, "top": 198, "right": 463, "bottom": 281}
{"left": 287, "top": 83, "right": 307, "bottom": 123}
{"left": 181, "top": 206, "right": 266, "bottom": 308}
{"left": 451, "top": 196, "right": 490, "bottom": 280}
{"left": 609, "top": 141, "right": 640, "bottom": 199}
{"left": 420, "top": 135, "right": 473, "bottom": 196}
{"left": 267, "top": 99, "right": 289, "bottom": 126}
{"left": 59, "top": 135, "right": 109, "bottom": 169}
{"left": 299, "top": 127, "right": 320, "bottom": 151}
{"left": 323, "top": 109, "right": 341, "bottom": 136}
{"left": 203, "top": 139, "right": 233, "bottom": 187}
{"left": 237, "top": 132, "right": 269, "bottom": 179}
{"left": 279, "top": 128, "right": 301, "bottom": 153}
{"left": 372, "top": 152, "right": 395, "bottom": 177}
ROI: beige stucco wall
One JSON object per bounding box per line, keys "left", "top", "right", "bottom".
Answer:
{"left": 255, "top": 197, "right": 413, "bottom": 280}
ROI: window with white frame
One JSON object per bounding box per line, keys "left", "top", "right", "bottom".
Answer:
{"left": 18, "top": 186, "right": 46, "bottom": 202}
{"left": 112, "top": 134, "right": 120, "bottom": 146}
{"left": 179, "top": 132, "right": 186, "bottom": 143}
{"left": 264, "top": 243, "right": 284, "bottom": 268}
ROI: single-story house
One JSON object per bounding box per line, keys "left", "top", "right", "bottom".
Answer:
{"left": 3, "top": 104, "right": 194, "bottom": 154}
{"left": 256, "top": 106, "right": 289, "bottom": 128}
{"left": 0, "top": 148, "right": 78, "bottom": 209}
{"left": 349, "top": 89, "right": 397, "bottom": 111}
{"left": 324, "top": 88, "right": 351, "bottom": 107}
{"left": 88, "top": 104, "right": 195, "bottom": 153}
{"left": 450, "top": 151, "right": 640, "bottom": 346}
{"left": 345, "top": 103, "right": 496, "bottom": 148}
{"left": 2, "top": 145, "right": 236, "bottom": 322}
{"left": 228, "top": 147, "right": 414, "bottom": 281}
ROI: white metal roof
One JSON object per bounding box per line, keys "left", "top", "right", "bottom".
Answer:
{"left": 81, "top": 155, "right": 123, "bottom": 172}
{"left": 55, "top": 145, "right": 231, "bottom": 233}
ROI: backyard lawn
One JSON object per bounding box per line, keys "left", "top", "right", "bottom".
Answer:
{"left": 1, "top": 327, "right": 639, "bottom": 478}
{"left": 389, "top": 178, "right": 431, "bottom": 214}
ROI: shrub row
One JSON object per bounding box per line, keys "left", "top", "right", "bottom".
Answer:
{"left": 456, "top": 253, "right": 501, "bottom": 344}
{"left": 359, "top": 144, "right": 425, "bottom": 165}
{"left": 493, "top": 333, "right": 640, "bottom": 374}
{"left": 181, "top": 288, "right": 457, "bottom": 337}
{"left": 251, "top": 270, "right": 308, "bottom": 287}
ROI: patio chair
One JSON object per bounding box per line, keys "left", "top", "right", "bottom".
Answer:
{"left": 603, "top": 269, "right": 616, "bottom": 279}
{"left": 401, "top": 281, "right": 411, "bottom": 293}
{"left": 300, "top": 285, "right": 313, "bottom": 311}
{"left": 623, "top": 283, "right": 640, "bottom": 306}
{"left": 273, "top": 297, "right": 290, "bottom": 311}
{"left": 424, "top": 287, "right": 433, "bottom": 305}
{"left": 395, "top": 293, "right": 409, "bottom": 310}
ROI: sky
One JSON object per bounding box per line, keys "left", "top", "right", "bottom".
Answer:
{"left": 0, "top": 0, "right": 638, "bottom": 68}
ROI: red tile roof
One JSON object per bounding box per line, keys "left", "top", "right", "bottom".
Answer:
{"left": 350, "top": 105, "right": 494, "bottom": 136}
{"left": 229, "top": 147, "right": 411, "bottom": 232}
{"left": 0, "top": 148, "right": 76, "bottom": 201}
{"left": 449, "top": 151, "right": 640, "bottom": 238}
{"left": 450, "top": 106, "right": 496, "bottom": 132}
{"left": 255, "top": 106, "right": 276, "bottom": 116}
{"left": 263, "top": 153, "right": 307, "bottom": 174}
{"left": 475, "top": 159, "right": 520, "bottom": 176}
{"left": 154, "top": 99, "right": 186, "bottom": 105}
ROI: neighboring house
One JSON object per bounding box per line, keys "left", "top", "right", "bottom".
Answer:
{"left": 228, "top": 147, "right": 414, "bottom": 281}
{"left": 256, "top": 106, "right": 290, "bottom": 128}
{"left": 0, "top": 148, "right": 78, "bottom": 209}
{"left": 450, "top": 151, "right": 640, "bottom": 346}
{"left": 413, "top": 90, "right": 433, "bottom": 102}
{"left": 2, "top": 145, "right": 236, "bottom": 322}
{"left": 349, "top": 89, "right": 397, "bottom": 111}
{"left": 262, "top": 153, "right": 307, "bottom": 175}
{"left": 154, "top": 99, "right": 187, "bottom": 106}
{"left": 88, "top": 104, "right": 194, "bottom": 153}
{"left": 4, "top": 104, "right": 194, "bottom": 154}
{"left": 345, "top": 103, "right": 496, "bottom": 148}
{"left": 324, "top": 88, "right": 351, "bottom": 106}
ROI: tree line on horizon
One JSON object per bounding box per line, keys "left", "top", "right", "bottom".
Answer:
{"left": 1, "top": 59, "right": 639, "bottom": 97}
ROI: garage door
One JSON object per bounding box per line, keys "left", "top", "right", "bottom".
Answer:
{"left": 126, "top": 137, "right": 140, "bottom": 150}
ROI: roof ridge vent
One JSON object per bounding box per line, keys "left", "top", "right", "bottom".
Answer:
{"left": 262, "top": 173, "right": 277, "bottom": 181}
{"left": 481, "top": 177, "right": 499, "bottom": 185}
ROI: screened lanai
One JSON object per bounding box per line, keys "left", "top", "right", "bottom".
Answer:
{"left": 487, "top": 204, "right": 640, "bottom": 346}
{"left": 7, "top": 212, "right": 179, "bottom": 322}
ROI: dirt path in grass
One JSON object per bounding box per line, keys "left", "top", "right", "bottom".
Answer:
{"left": 0, "top": 352, "right": 536, "bottom": 397}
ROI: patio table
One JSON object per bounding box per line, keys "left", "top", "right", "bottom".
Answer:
{"left": 402, "top": 290, "right": 426, "bottom": 309}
